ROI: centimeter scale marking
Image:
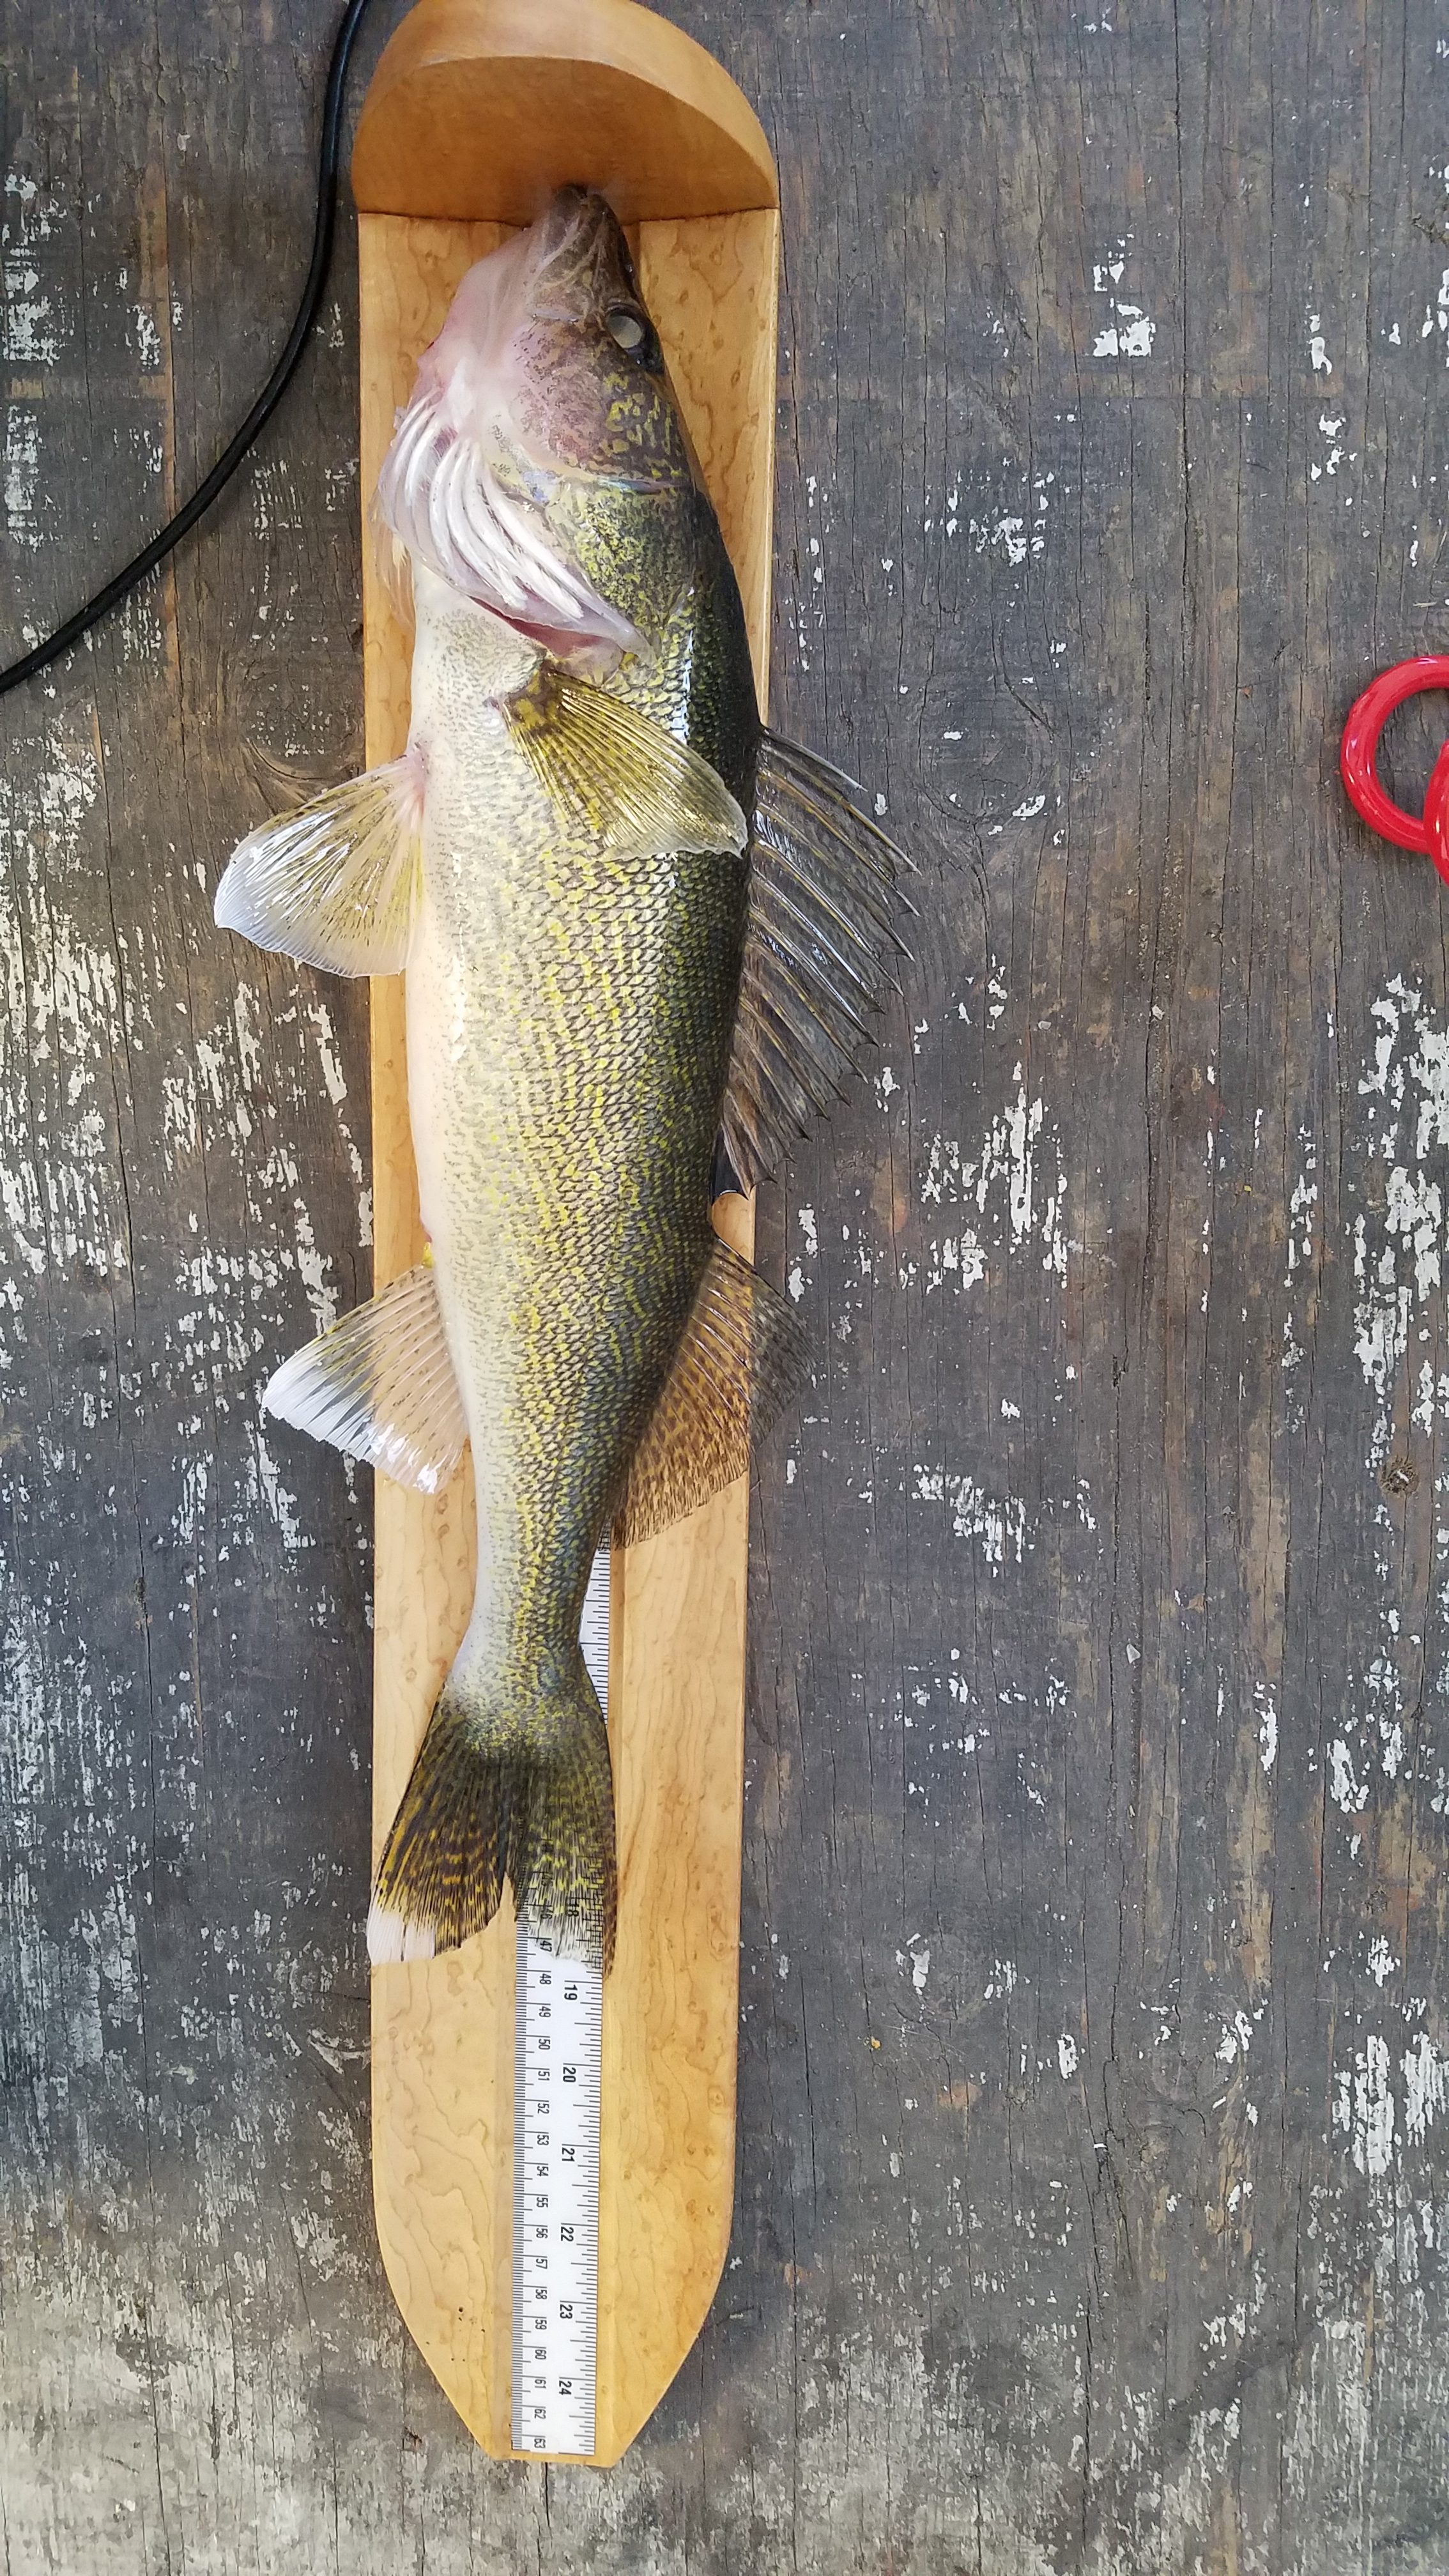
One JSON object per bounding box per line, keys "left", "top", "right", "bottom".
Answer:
{"left": 511, "top": 1548, "right": 609, "bottom": 2457}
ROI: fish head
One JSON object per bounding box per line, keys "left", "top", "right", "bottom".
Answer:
{"left": 464, "top": 186, "right": 696, "bottom": 490}
{"left": 378, "top": 188, "right": 709, "bottom": 669}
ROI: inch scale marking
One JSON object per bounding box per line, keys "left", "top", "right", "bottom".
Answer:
{"left": 511, "top": 1548, "right": 608, "bottom": 2457}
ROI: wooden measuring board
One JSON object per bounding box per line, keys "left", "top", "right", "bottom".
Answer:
{"left": 353, "top": 0, "right": 779, "bottom": 2465}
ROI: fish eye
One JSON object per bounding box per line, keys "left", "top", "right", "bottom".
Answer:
{"left": 605, "top": 305, "right": 656, "bottom": 362}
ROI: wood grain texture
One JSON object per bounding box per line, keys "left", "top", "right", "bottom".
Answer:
{"left": 8, "top": 0, "right": 1449, "bottom": 2563}
{"left": 358, "top": 171, "right": 778, "bottom": 2463}
{"left": 351, "top": 0, "right": 777, "bottom": 224}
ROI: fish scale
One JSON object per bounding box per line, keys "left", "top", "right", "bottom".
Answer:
{"left": 217, "top": 185, "right": 905, "bottom": 1972}
{"left": 410, "top": 575, "right": 741, "bottom": 1615}
{"left": 388, "top": 481, "right": 752, "bottom": 1957}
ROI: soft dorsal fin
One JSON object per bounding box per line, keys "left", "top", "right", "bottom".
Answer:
{"left": 503, "top": 663, "right": 748, "bottom": 861}
{"left": 612, "top": 1234, "right": 808, "bottom": 1547}
{"left": 719, "top": 730, "right": 911, "bottom": 1190}
{"left": 215, "top": 751, "right": 425, "bottom": 977}
{"left": 263, "top": 1261, "right": 466, "bottom": 1495}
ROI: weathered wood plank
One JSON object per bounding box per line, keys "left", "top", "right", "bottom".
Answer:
{"left": 5, "top": 0, "right": 1449, "bottom": 2566}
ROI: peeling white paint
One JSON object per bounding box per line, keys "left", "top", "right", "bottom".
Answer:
{"left": 1091, "top": 246, "right": 1155, "bottom": 356}
{"left": 1256, "top": 1685, "right": 1278, "bottom": 1774}
{"left": 1334, "top": 2034, "right": 1395, "bottom": 2177}
{"left": 2, "top": 168, "right": 64, "bottom": 366}
{"left": 0, "top": 737, "right": 134, "bottom": 1278}
{"left": 923, "top": 1231, "right": 988, "bottom": 1295}
{"left": 1404, "top": 2031, "right": 1449, "bottom": 2144}
{"left": 2, "top": 259, "right": 57, "bottom": 364}
{"left": 1334, "top": 2030, "right": 1449, "bottom": 2177}
{"left": 979, "top": 512, "right": 1027, "bottom": 564}
{"left": 1286, "top": 1149, "right": 1317, "bottom": 1280}
{"left": 4, "top": 406, "right": 43, "bottom": 548}
{"left": 922, "top": 1067, "right": 1070, "bottom": 1285}
{"left": 1092, "top": 306, "right": 1154, "bottom": 358}
{"left": 1217, "top": 2011, "right": 1254, "bottom": 2066}
{"left": 913, "top": 1464, "right": 1028, "bottom": 1568}
{"left": 1421, "top": 266, "right": 1449, "bottom": 356}
{"left": 1353, "top": 981, "right": 1449, "bottom": 1432}
{"left": 1330, "top": 1738, "right": 1369, "bottom": 1815}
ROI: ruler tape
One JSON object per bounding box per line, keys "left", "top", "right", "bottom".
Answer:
{"left": 511, "top": 1546, "right": 608, "bottom": 2458}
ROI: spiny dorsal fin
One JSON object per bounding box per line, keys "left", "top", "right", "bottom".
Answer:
{"left": 719, "top": 730, "right": 912, "bottom": 1190}
{"left": 215, "top": 751, "right": 425, "bottom": 977}
{"left": 504, "top": 663, "right": 747, "bottom": 861}
{"left": 612, "top": 1234, "right": 808, "bottom": 1547}
{"left": 263, "top": 1261, "right": 466, "bottom": 1494}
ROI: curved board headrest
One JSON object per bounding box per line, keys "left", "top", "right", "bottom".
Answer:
{"left": 351, "top": 0, "right": 779, "bottom": 223}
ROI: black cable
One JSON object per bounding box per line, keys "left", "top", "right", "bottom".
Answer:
{"left": 0, "top": 0, "right": 379, "bottom": 700}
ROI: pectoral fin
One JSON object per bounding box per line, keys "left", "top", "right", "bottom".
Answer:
{"left": 504, "top": 664, "right": 747, "bottom": 861}
{"left": 215, "top": 751, "right": 425, "bottom": 977}
{"left": 612, "top": 1235, "right": 807, "bottom": 1546}
{"left": 719, "top": 731, "right": 912, "bottom": 1190}
{"left": 263, "top": 1261, "right": 466, "bottom": 1494}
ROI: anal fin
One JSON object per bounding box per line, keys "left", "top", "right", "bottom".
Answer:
{"left": 613, "top": 1236, "right": 807, "bottom": 1547}
{"left": 264, "top": 1261, "right": 466, "bottom": 1494}
{"left": 215, "top": 749, "right": 425, "bottom": 976}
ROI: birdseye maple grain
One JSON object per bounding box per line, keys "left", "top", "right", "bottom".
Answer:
{"left": 354, "top": 0, "right": 779, "bottom": 2463}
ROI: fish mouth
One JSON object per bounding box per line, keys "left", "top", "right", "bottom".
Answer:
{"left": 524, "top": 185, "right": 639, "bottom": 316}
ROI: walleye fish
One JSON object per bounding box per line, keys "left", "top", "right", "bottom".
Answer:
{"left": 215, "top": 188, "right": 905, "bottom": 1968}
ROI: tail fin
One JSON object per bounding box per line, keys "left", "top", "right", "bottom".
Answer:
{"left": 367, "top": 1655, "right": 617, "bottom": 1970}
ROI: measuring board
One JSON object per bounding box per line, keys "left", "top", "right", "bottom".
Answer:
{"left": 355, "top": 0, "right": 780, "bottom": 2462}
{"left": 511, "top": 1554, "right": 609, "bottom": 2457}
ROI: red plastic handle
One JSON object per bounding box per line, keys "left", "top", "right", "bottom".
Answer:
{"left": 1429, "top": 739, "right": 1449, "bottom": 887}
{"left": 1341, "top": 655, "right": 1449, "bottom": 883}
